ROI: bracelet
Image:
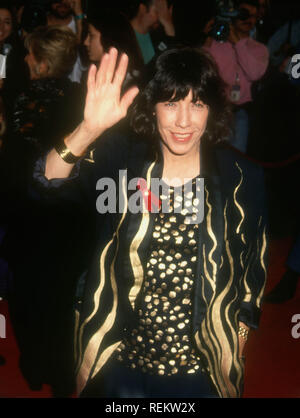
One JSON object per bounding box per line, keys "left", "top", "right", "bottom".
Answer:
{"left": 75, "top": 13, "right": 86, "bottom": 20}
{"left": 55, "top": 139, "right": 82, "bottom": 164}
{"left": 238, "top": 326, "right": 249, "bottom": 341}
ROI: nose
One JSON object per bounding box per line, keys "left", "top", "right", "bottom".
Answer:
{"left": 175, "top": 104, "right": 191, "bottom": 128}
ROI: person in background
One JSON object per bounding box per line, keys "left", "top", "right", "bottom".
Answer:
{"left": 124, "top": 0, "right": 176, "bottom": 64}
{"left": 12, "top": 25, "right": 80, "bottom": 158}
{"left": 0, "top": 1, "right": 27, "bottom": 121}
{"left": 267, "top": 1, "right": 300, "bottom": 70}
{"left": 203, "top": 0, "right": 269, "bottom": 153}
{"left": 250, "top": 0, "right": 273, "bottom": 43}
{"left": 18, "top": 2, "right": 48, "bottom": 40}
{"left": 47, "top": 0, "right": 84, "bottom": 43}
{"left": 83, "top": 8, "right": 144, "bottom": 87}
{"left": 1, "top": 24, "right": 85, "bottom": 396}
{"left": 0, "top": 23, "right": 82, "bottom": 222}
{"left": 47, "top": 0, "right": 87, "bottom": 83}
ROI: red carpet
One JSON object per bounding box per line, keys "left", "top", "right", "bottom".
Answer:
{"left": 243, "top": 237, "right": 300, "bottom": 398}
{"left": 0, "top": 236, "right": 299, "bottom": 398}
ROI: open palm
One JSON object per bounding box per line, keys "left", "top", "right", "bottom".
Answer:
{"left": 84, "top": 48, "right": 139, "bottom": 139}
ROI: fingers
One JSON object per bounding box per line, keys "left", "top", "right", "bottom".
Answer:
{"left": 96, "top": 48, "right": 126, "bottom": 88}
{"left": 112, "top": 53, "right": 129, "bottom": 88}
{"left": 87, "top": 63, "right": 97, "bottom": 94}
{"left": 95, "top": 52, "right": 109, "bottom": 87}
{"left": 104, "top": 47, "right": 118, "bottom": 83}
{"left": 120, "top": 86, "right": 139, "bottom": 115}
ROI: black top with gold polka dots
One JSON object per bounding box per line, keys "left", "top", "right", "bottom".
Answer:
{"left": 117, "top": 178, "right": 204, "bottom": 376}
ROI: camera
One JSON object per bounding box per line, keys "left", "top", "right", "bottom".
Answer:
{"left": 209, "top": 0, "right": 251, "bottom": 42}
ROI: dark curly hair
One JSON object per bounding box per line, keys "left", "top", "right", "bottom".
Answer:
{"left": 87, "top": 8, "right": 144, "bottom": 75}
{"left": 130, "top": 47, "right": 233, "bottom": 145}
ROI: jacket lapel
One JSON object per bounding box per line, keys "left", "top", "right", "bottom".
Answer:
{"left": 192, "top": 140, "right": 224, "bottom": 330}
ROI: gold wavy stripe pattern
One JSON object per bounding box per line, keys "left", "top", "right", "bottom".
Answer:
{"left": 241, "top": 233, "right": 246, "bottom": 245}
{"left": 256, "top": 226, "right": 267, "bottom": 307}
{"left": 76, "top": 174, "right": 128, "bottom": 391}
{"left": 205, "top": 186, "right": 218, "bottom": 289}
{"left": 240, "top": 250, "right": 244, "bottom": 270}
{"left": 243, "top": 223, "right": 267, "bottom": 307}
{"left": 234, "top": 310, "right": 244, "bottom": 391}
{"left": 225, "top": 288, "right": 242, "bottom": 394}
{"left": 199, "top": 312, "right": 223, "bottom": 392}
{"left": 194, "top": 330, "right": 222, "bottom": 397}
{"left": 75, "top": 173, "right": 127, "bottom": 374}
{"left": 208, "top": 200, "right": 238, "bottom": 397}
{"left": 242, "top": 261, "right": 252, "bottom": 303}
{"left": 128, "top": 160, "right": 156, "bottom": 310}
{"left": 201, "top": 273, "right": 209, "bottom": 307}
{"left": 201, "top": 249, "right": 224, "bottom": 382}
{"left": 74, "top": 308, "right": 80, "bottom": 365}
{"left": 233, "top": 163, "right": 245, "bottom": 235}
{"left": 202, "top": 245, "right": 216, "bottom": 294}
{"left": 203, "top": 182, "right": 224, "bottom": 375}
{"left": 75, "top": 236, "right": 111, "bottom": 375}
{"left": 91, "top": 340, "right": 122, "bottom": 380}
{"left": 196, "top": 194, "right": 228, "bottom": 397}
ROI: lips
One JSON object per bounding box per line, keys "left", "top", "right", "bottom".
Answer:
{"left": 171, "top": 132, "right": 193, "bottom": 142}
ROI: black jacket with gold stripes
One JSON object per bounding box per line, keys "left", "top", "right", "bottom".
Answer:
{"left": 33, "top": 127, "right": 268, "bottom": 398}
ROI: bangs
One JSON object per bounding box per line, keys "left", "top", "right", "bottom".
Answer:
{"left": 148, "top": 54, "right": 211, "bottom": 105}
{"left": 151, "top": 81, "right": 209, "bottom": 105}
{"left": 169, "top": 86, "right": 207, "bottom": 104}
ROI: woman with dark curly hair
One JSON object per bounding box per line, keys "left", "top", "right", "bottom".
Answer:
{"left": 33, "top": 46, "right": 268, "bottom": 398}
{"left": 83, "top": 8, "right": 144, "bottom": 87}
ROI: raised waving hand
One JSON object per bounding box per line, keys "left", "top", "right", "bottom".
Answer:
{"left": 45, "top": 48, "right": 139, "bottom": 180}
{"left": 83, "top": 48, "right": 139, "bottom": 140}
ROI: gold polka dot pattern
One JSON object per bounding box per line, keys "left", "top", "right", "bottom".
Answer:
{"left": 117, "top": 179, "right": 203, "bottom": 376}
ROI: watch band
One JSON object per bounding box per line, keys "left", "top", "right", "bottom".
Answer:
{"left": 75, "top": 13, "right": 86, "bottom": 20}
{"left": 55, "top": 139, "right": 81, "bottom": 164}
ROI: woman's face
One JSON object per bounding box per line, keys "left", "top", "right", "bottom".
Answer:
{"left": 0, "top": 8, "right": 13, "bottom": 43}
{"left": 84, "top": 24, "right": 104, "bottom": 63}
{"left": 155, "top": 90, "right": 209, "bottom": 158}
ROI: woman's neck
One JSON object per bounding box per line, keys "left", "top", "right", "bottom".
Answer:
{"left": 162, "top": 150, "right": 201, "bottom": 187}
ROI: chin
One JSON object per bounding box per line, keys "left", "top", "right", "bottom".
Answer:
{"left": 164, "top": 141, "right": 199, "bottom": 157}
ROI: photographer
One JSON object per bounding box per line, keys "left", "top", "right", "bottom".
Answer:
{"left": 203, "top": 0, "right": 269, "bottom": 153}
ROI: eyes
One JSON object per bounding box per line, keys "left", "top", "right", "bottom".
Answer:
{"left": 163, "top": 101, "right": 206, "bottom": 109}
{"left": 0, "top": 19, "right": 12, "bottom": 26}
